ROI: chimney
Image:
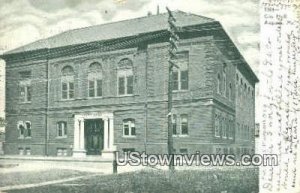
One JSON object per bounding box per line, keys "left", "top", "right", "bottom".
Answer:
{"left": 157, "top": 5, "right": 160, "bottom": 15}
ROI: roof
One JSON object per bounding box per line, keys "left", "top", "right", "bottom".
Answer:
{"left": 5, "top": 11, "right": 215, "bottom": 55}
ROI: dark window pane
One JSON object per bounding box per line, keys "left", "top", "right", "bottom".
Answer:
{"left": 124, "top": 125, "right": 129, "bottom": 135}
{"left": 181, "top": 124, "right": 188, "bottom": 135}
{"left": 180, "top": 70, "right": 188, "bottom": 90}
{"left": 62, "top": 83, "right": 68, "bottom": 91}
{"left": 62, "top": 83, "right": 68, "bottom": 99}
{"left": 131, "top": 127, "right": 136, "bottom": 136}
{"left": 97, "top": 79, "right": 102, "bottom": 97}
{"left": 27, "top": 128, "right": 31, "bottom": 137}
{"left": 119, "top": 77, "right": 125, "bottom": 95}
{"left": 64, "top": 123, "right": 67, "bottom": 135}
{"left": 173, "top": 123, "right": 177, "bottom": 135}
{"left": 19, "top": 125, "right": 25, "bottom": 135}
{"left": 69, "top": 82, "right": 74, "bottom": 99}
{"left": 172, "top": 71, "right": 179, "bottom": 91}
{"left": 27, "top": 86, "right": 31, "bottom": 101}
{"left": 89, "top": 80, "right": 95, "bottom": 97}
{"left": 127, "top": 76, "right": 133, "bottom": 94}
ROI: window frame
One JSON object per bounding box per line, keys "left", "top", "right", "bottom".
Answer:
{"left": 179, "top": 114, "right": 189, "bottom": 136}
{"left": 88, "top": 62, "right": 103, "bottom": 98}
{"left": 117, "top": 59, "right": 134, "bottom": 96}
{"left": 56, "top": 121, "right": 67, "bottom": 138}
{"left": 19, "top": 72, "right": 32, "bottom": 103}
{"left": 25, "top": 121, "right": 32, "bottom": 138}
{"left": 61, "top": 66, "right": 75, "bottom": 100}
{"left": 122, "top": 119, "right": 136, "bottom": 137}
{"left": 18, "top": 121, "right": 25, "bottom": 139}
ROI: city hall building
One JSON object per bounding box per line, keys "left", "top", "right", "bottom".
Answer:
{"left": 1, "top": 11, "right": 258, "bottom": 158}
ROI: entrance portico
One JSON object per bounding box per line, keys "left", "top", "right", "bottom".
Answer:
{"left": 73, "top": 112, "right": 116, "bottom": 158}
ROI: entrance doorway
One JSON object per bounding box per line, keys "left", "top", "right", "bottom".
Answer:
{"left": 84, "top": 119, "right": 104, "bottom": 155}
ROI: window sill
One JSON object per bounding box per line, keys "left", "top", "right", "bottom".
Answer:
{"left": 56, "top": 136, "right": 67, "bottom": 139}
{"left": 122, "top": 136, "right": 136, "bottom": 138}
{"left": 173, "top": 134, "right": 189, "bottom": 137}
{"left": 19, "top": 102, "right": 32, "bottom": 104}
{"left": 60, "top": 99, "right": 75, "bottom": 101}
{"left": 118, "top": 94, "right": 134, "bottom": 97}
{"left": 87, "top": 96, "right": 103, "bottom": 99}
{"left": 172, "top": 90, "right": 189, "bottom": 93}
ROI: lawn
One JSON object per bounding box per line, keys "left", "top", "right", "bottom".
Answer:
{"left": 0, "top": 169, "right": 90, "bottom": 187}
{"left": 7, "top": 167, "right": 258, "bottom": 193}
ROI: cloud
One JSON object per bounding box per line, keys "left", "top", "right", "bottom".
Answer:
{"left": 0, "top": 0, "right": 259, "bottom": 70}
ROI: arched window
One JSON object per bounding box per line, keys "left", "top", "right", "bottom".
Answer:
{"left": 217, "top": 74, "right": 221, "bottom": 94}
{"left": 25, "top": 121, "right": 31, "bottom": 138}
{"left": 57, "top": 121, "right": 67, "bottom": 138}
{"left": 18, "top": 121, "right": 25, "bottom": 138}
{"left": 123, "top": 119, "right": 136, "bottom": 137}
{"left": 61, "top": 66, "right": 74, "bottom": 100}
{"left": 88, "top": 62, "right": 103, "bottom": 97}
{"left": 118, "top": 58, "right": 133, "bottom": 95}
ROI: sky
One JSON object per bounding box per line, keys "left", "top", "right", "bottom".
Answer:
{"left": 0, "top": 0, "right": 259, "bottom": 119}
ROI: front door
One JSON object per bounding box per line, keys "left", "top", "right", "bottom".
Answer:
{"left": 84, "top": 119, "right": 104, "bottom": 155}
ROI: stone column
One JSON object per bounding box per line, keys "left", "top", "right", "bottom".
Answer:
{"left": 103, "top": 117, "right": 109, "bottom": 151}
{"left": 101, "top": 116, "right": 115, "bottom": 159}
{"left": 109, "top": 118, "right": 115, "bottom": 150}
{"left": 73, "top": 117, "right": 86, "bottom": 157}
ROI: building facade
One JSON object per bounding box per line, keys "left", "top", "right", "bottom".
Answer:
{"left": 1, "top": 11, "right": 258, "bottom": 158}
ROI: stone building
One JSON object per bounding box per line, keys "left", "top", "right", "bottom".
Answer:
{"left": 0, "top": 11, "right": 258, "bottom": 158}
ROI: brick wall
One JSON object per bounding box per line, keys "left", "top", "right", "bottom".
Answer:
{"left": 4, "top": 34, "right": 256, "bottom": 156}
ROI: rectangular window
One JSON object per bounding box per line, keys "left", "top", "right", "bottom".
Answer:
{"left": 180, "top": 114, "right": 188, "bottom": 135}
{"left": 20, "top": 85, "right": 32, "bottom": 102}
{"left": 19, "top": 71, "right": 32, "bottom": 103}
{"left": 180, "top": 70, "right": 188, "bottom": 90}
{"left": 118, "top": 77, "right": 125, "bottom": 95}
{"left": 123, "top": 119, "right": 136, "bottom": 137}
{"left": 57, "top": 122, "right": 67, "bottom": 138}
{"left": 62, "top": 83, "right": 68, "bottom": 99}
{"left": 89, "top": 79, "right": 102, "bottom": 97}
{"left": 61, "top": 81, "right": 74, "bottom": 100}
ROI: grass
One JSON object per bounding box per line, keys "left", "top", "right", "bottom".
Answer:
{"left": 7, "top": 167, "right": 258, "bottom": 193}
{"left": 0, "top": 169, "right": 90, "bottom": 187}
